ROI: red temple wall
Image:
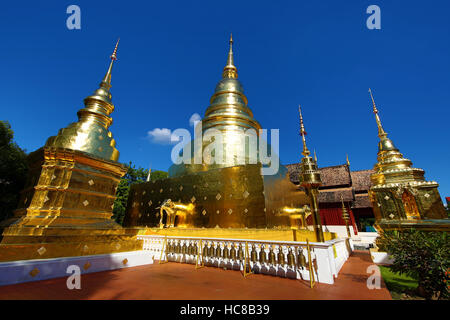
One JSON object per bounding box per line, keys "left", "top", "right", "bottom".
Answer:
{"left": 306, "top": 203, "right": 359, "bottom": 235}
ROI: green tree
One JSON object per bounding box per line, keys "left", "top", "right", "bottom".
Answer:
{"left": 112, "top": 162, "right": 168, "bottom": 225}
{"left": 0, "top": 121, "right": 28, "bottom": 222}
{"left": 377, "top": 229, "right": 449, "bottom": 300}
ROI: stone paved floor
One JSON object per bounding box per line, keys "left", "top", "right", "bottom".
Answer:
{"left": 0, "top": 250, "right": 391, "bottom": 300}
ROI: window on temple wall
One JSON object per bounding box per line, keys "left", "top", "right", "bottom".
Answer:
{"left": 402, "top": 190, "right": 420, "bottom": 219}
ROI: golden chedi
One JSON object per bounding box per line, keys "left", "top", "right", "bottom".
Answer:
{"left": 367, "top": 89, "right": 448, "bottom": 231}
{"left": 168, "top": 34, "right": 262, "bottom": 176}
{"left": 124, "top": 36, "right": 335, "bottom": 242}
{"left": 0, "top": 40, "right": 142, "bottom": 262}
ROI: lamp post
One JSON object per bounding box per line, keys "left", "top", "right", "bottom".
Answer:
{"left": 298, "top": 106, "right": 324, "bottom": 242}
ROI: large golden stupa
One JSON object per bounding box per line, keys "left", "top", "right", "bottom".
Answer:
{"left": 124, "top": 36, "right": 332, "bottom": 242}
{"left": 367, "top": 89, "right": 448, "bottom": 231}
{"left": 0, "top": 40, "right": 142, "bottom": 262}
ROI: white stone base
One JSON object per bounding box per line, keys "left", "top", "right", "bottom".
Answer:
{"left": 0, "top": 250, "right": 154, "bottom": 287}
{"left": 370, "top": 249, "right": 394, "bottom": 265}
{"left": 322, "top": 226, "right": 379, "bottom": 249}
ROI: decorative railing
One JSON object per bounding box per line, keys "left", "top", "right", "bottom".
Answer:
{"left": 138, "top": 235, "right": 352, "bottom": 285}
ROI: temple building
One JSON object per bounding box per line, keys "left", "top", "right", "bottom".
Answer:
{"left": 286, "top": 161, "right": 375, "bottom": 235}
{"left": 0, "top": 40, "right": 142, "bottom": 262}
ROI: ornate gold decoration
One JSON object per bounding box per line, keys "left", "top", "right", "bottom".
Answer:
{"left": 83, "top": 262, "right": 91, "bottom": 270}
{"left": 29, "top": 268, "right": 40, "bottom": 278}
{"left": 367, "top": 89, "right": 447, "bottom": 231}
{"left": 158, "top": 199, "right": 195, "bottom": 228}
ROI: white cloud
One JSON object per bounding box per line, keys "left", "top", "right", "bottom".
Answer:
{"left": 147, "top": 128, "right": 180, "bottom": 145}
{"left": 189, "top": 113, "right": 201, "bottom": 127}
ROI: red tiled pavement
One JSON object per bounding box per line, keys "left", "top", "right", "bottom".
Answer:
{"left": 0, "top": 250, "right": 391, "bottom": 300}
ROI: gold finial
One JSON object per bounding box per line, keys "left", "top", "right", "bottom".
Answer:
{"left": 223, "top": 33, "right": 238, "bottom": 79}
{"left": 101, "top": 38, "right": 120, "bottom": 88}
{"left": 346, "top": 153, "right": 350, "bottom": 166}
{"left": 110, "top": 38, "right": 120, "bottom": 61}
{"left": 314, "top": 149, "right": 317, "bottom": 163}
{"left": 368, "top": 88, "right": 387, "bottom": 138}
{"left": 298, "top": 105, "right": 310, "bottom": 157}
{"left": 146, "top": 164, "right": 152, "bottom": 182}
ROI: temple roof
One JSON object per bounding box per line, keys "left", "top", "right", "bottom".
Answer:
{"left": 285, "top": 163, "right": 301, "bottom": 184}
{"left": 319, "top": 164, "right": 352, "bottom": 187}
{"left": 351, "top": 169, "right": 374, "bottom": 192}
{"left": 286, "top": 163, "right": 374, "bottom": 208}
{"left": 318, "top": 187, "right": 353, "bottom": 203}
{"left": 352, "top": 194, "right": 373, "bottom": 209}
{"left": 286, "top": 163, "right": 352, "bottom": 187}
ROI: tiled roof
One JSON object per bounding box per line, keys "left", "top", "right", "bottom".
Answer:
{"left": 319, "top": 165, "right": 351, "bottom": 187}
{"left": 351, "top": 194, "right": 373, "bottom": 208}
{"left": 318, "top": 187, "right": 354, "bottom": 203}
{"left": 285, "top": 163, "right": 373, "bottom": 208}
{"left": 351, "top": 170, "right": 374, "bottom": 192}
{"left": 285, "top": 163, "right": 301, "bottom": 184}
{"left": 285, "top": 163, "right": 352, "bottom": 186}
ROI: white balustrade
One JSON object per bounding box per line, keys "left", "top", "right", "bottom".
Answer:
{"left": 136, "top": 235, "right": 352, "bottom": 284}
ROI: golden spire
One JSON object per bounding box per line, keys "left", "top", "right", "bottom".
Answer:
{"left": 369, "top": 88, "right": 387, "bottom": 138}
{"left": 314, "top": 149, "right": 317, "bottom": 163}
{"left": 340, "top": 195, "right": 351, "bottom": 237}
{"left": 101, "top": 38, "right": 120, "bottom": 89}
{"left": 340, "top": 195, "right": 349, "bottom": 221}
{"left": 222, "top": 33, "right": 238, "bottom": 79}
{"left": 346, "top": 153, "right": 350, "bottom": 166}
{"left": 45, "top": 40, "right": 122, "bottom": 162}
{"left": 298, "top": 105, "right": 310, "bottom": 157}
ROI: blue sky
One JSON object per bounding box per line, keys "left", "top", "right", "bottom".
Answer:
{"left": 1, "top": 1, "right": 449, "bottom": 199}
